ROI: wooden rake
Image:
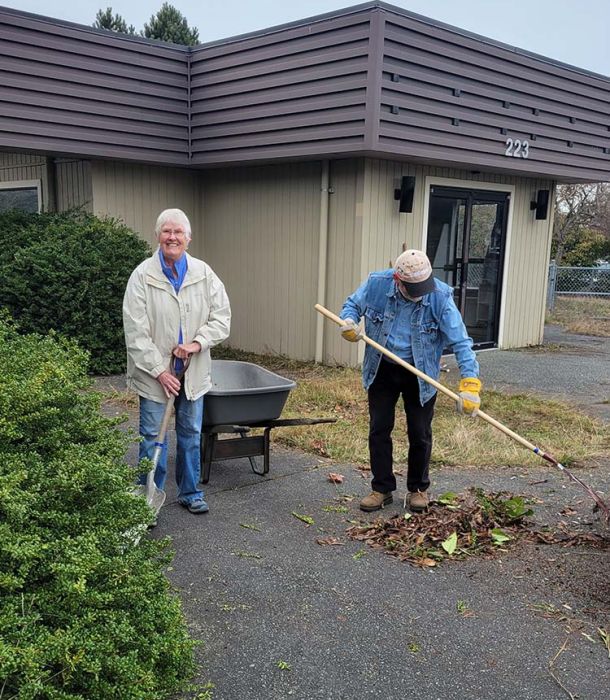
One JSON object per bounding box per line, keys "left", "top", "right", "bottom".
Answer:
{"left": 315, "top": 303, "right": 609, "bottom": 522}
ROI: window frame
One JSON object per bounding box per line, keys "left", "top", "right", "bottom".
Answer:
{"left": 0, "top": 178, "right": 42, "bottom": 213}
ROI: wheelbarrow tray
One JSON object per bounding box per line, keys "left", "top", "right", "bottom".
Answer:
{"left": 203, "top": 360, "right": 296, "bottom": 427}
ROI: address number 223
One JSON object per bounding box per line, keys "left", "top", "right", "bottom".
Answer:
{"left": 505, "top": 138, "right": 530, "bottom": 159}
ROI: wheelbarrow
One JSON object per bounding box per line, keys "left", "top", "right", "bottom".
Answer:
{"left": 200, "top": 360, "right": 335, "bottom": 482}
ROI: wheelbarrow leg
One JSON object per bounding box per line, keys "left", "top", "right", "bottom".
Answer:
{"left": 201, "top": 431, "right": 215, "bottom": 484}
{"left": 239, "top": 430, "right": 268, "bottom": 476}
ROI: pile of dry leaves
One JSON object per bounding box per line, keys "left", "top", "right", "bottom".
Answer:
{"left": 346, "top": 488, "right": 608, "bottom": 568}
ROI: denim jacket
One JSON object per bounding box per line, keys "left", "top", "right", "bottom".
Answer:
{"left": 340, "top": 270, "right": 479, "bottom": 405}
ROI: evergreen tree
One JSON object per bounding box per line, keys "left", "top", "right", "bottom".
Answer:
{"left": 142, "top": 3, "right": 199, "bottom": 46}
{"left": 93, "top": 7, "right": 136, "bottom": 34}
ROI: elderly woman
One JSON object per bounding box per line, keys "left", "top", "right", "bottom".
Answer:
{"left": 123, "top": 208, "right": 231, "bottom": 514}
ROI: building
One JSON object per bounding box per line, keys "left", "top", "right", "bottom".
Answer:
{"left": 1, "top": 2, "right": 609, "bottom": 365}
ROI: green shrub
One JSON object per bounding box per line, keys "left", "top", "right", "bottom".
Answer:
{"left": 0, "top": 316, "right": 195, "bottom": 699}
{"left": 0, "top": 210, "right": 151, "bottom": 375}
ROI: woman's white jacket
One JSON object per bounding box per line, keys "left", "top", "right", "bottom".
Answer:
{"left": 123, "top": 250, "right": 231, "bottom": 403}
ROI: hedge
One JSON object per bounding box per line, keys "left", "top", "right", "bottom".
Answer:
{"left": 0, "top": 210, "right": 151, "bottom": 375}
{"left": 0, "top": 316, "right": 195, "bottom": 699}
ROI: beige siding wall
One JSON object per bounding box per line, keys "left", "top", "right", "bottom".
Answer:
{"left": 323, "top": 158, "right": 365, "bottom": 366}
{"left": 90, "top": 161, "right": 198, "bottom": 246}
{"left": 198, "top": 156, "right": 552, "bottom": 362}
{"left": 200, "top": 162, "right": 322, "bottom": 360}
{"left": 0, "top": 151, "right": 93, "bottom": 212}
{"left": 502, "top": 180, "right": 555, "bottom": 347}
{"left": 55, "top": 159, "right": 93, "bottom": 212}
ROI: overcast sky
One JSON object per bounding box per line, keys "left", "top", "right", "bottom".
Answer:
{"left": 2, "top": 0, "right": 609, "bottom": 76}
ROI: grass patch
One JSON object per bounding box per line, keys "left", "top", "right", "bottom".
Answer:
{"left": 281, "top": 367, "right": 607, "bottom": 469}
{"left": 99, "top": 386, "right": 139, "bottom": 409}
{"left": 547, "top": 296, "right": 610, "bottom": 337}
{"left": 212, "top": 346, "right": 608, "bottom": 469}
{"left": 99, "top": 346, "right": 607, "bottom": 470}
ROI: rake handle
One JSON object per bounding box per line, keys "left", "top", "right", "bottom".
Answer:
{"left": 315, "top": 303, "right": 539, "bottom": 452}
{"left": 145, "top": 352, "right": 190, "bottom": 497}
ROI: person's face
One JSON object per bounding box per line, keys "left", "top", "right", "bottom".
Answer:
{"left": 393, "top": 275, "right": 422, "bottom": 302}
{"left": 158, "top": 219, "right": 188, "bottom": 262}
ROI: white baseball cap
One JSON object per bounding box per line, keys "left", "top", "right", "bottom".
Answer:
{"left": 394, "top": 249, "right": 435, "bottom": 296}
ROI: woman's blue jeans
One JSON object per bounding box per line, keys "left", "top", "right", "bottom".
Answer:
{"left": 138, "top": 388, "right": 204, "bottom": 505}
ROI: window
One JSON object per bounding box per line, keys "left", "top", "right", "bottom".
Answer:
{"left": 0, "top": 180, "right": 41, "bottom": 213}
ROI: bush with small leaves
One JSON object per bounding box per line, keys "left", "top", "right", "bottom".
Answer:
{"left": 0, "top": 210, "right": 151, "bottom": 374}
{"left": 0, "top": 316, "right": 195, "bottom": 699}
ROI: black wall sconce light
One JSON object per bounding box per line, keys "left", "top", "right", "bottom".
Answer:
{"left": 530, "top": 189, "right": 550, "bottom": 220}
{"left": 394, "top": 176, "right": 416, "bottom": 213}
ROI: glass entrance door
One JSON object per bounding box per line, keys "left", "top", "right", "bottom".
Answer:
{"left": 426, "top": 186, "right": 509, "bottom": 348}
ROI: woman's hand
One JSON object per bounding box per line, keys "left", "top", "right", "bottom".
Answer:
{"left": 173, "top": 341, "right": 202, "bottom": 359}
{"left": 157, "top": 370, "right": 181, "bottom": 398}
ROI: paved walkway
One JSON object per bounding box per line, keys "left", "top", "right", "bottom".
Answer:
{"left": 468, "top": 324, "right": 609, "bottom": 422}
{"left": 117, "top": 326, "right": 609, "bottom": 700}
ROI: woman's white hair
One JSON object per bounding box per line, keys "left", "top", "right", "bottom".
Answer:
{"left": 155, "top": 208, "right": 192, "bottom": 240}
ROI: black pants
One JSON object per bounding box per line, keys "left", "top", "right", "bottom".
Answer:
{"left": 368, "top": 358, "right": 436, "bottom": 494}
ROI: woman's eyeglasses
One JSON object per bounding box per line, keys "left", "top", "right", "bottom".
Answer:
{"left": 160, "top": 228, "right": 187, "bottom": 238}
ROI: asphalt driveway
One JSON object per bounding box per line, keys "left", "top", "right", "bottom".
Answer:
{"left": 114, "top": 325, "right": 609, "bottom": 700}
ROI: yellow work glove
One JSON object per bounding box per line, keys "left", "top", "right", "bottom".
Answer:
{"left": 340, "top": 318, "right": 363, "bottom": 342}
{"left": 456, "top": 377, "right": 482, "bottom": 417}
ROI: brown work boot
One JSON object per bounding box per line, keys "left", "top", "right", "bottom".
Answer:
{"left": 360, "top": 490, "right": 393, "bottom": 512}
{"left": 407, "top": 490, "right": 429, "bottom": 513}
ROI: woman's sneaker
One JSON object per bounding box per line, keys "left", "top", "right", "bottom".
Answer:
{"left": 182, "top": 498, "right": 209, "bottom": 514}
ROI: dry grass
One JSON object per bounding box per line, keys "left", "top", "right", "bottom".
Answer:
{"left": 100, "top": 386, "right": 139, "bottom": 409}
{"left": 547, "top": 297, "right": 610, "bottom": 337}
{"left": 213, "top": 347, "right": 609, "bottom": 470}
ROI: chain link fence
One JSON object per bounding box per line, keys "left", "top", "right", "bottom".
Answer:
{"left": 547, "top": 262, "right": 610, "bottom": 311}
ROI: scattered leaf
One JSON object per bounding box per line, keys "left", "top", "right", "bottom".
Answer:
{"left": 328, "top": 472, "right": 344, "bottom": 484}
{"left": 502, "top": 496, "right": 533, "bottom": 520}
{"left": 292, "top": 512, "right": 315, "bottom": 526}
{"left": 491, "top": 528, "right": 511, "bottom": 545}
{"left": 441, "top": 532, "right": 458, "bottom": 555}
{"left": 353, "top": 549, "right": 366, "bottom": 560}
{"left": 438, "top": 492, "right": 459, "bottom": 505}
{"left": 598, "top": 628, "right": 610, "bottom": 658}
{"left": 239, "top": 523, "right": 261, "bottom": 532}
{"left": 407, "top": 641, "right": 420, "bottom": 653}
{"left": 231, "top": 550, "right": 263, "bottom": 559}
{"left": 276, "top": 660, "right": 291, "bottom": 671}
{"left": 323, "top": 505, "right": 349, "bottom": 513}
{"left": 419, "top": 558, "right": 437, "bottom": 567}
{"left": 316, "top": 536, "right": 344, "bottom": 546}
{"left": 456, "top": 600, "right": 474, "bottom": 616}
{"left": 312, "top": 439, "right": 330, "bottom": 457}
